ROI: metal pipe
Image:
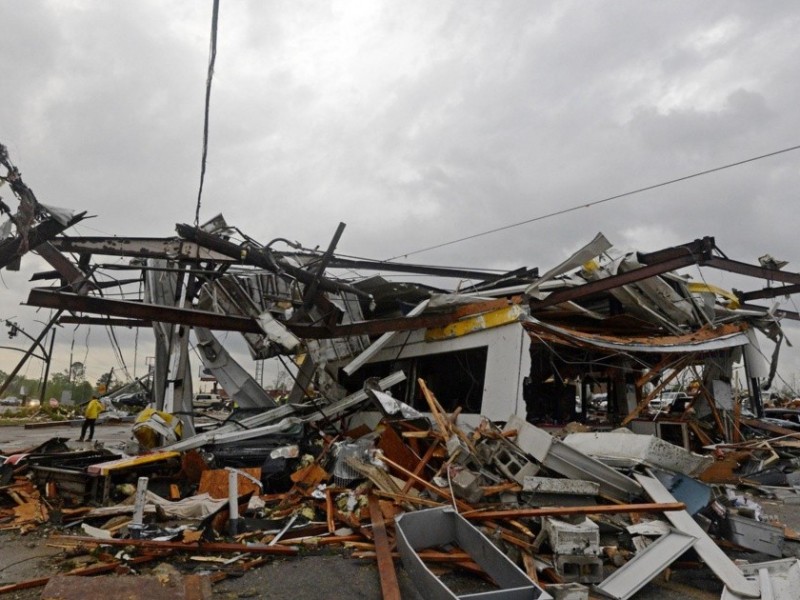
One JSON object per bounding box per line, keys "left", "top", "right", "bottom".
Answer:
{"left": 130, "top": 476, "right": 149, "bottom": 539}
{"left": 268, "top": 514, "right": 298, "bottom": 546}
{"left": 39, "top": 329, "right": 56, "bottom": 404}
{"left": 228, "top": 468, "right": 239, "bottom": 536}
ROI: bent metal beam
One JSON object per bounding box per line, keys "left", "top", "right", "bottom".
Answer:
{"left": 27, "top": 289, "right": 516, "bottom": 339}
{"left": 27, "top": 288, "right": 263, "bottom": 334}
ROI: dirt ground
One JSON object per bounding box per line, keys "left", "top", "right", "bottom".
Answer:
{"left": 0, "top": 526, "right": 728, "bottom": 600}
{"left": 6, "top": 512, "right": 795, "bottom": 599}
{"left": 0, "top": 530, "right": 423, "bottom": 600}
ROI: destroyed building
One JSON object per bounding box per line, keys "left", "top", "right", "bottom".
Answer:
{"left": 17, "top": 214, "right": 795, "bottom": 446}
{"left": 5, "top": 142, "right": 800, "bottom": 599}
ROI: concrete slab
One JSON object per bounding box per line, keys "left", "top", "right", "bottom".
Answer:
{"left": 563, "top": 431, "right": 712, "bottom": 477}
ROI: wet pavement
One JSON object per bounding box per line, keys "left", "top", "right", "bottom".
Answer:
{"left": 0, "top": 421, "right": 134, "bottom": 454}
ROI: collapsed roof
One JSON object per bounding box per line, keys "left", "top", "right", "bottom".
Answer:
{"left": 2, "top": 142, "right": 800, "bottom": 442}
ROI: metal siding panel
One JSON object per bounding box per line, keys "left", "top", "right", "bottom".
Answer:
{"left": 634, "top": 472, "right": 760, "bottom": 598}
{"left": 595, "top": 530, "right": 697, "bottom": 600}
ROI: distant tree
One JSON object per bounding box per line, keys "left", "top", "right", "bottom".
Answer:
{"left": 4, "top": 374, "right": 42, "bottom": 399}
{"left": 96, "top": 369, "right": 124, "bottom": 394}
{"left": 73, "top": 381, "right": 93, "bottom": 404}
{"left": 44, "top": 371, "right": 71, "bottom": 402}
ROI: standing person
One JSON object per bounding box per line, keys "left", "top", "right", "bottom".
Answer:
{"left": 78, "top": 396, "right": 105, "bottom": 441}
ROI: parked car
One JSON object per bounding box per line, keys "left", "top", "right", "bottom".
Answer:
{"left": 759, "top": 408, "right": 800, "bottom": 430}
{"left": 113, "top": 392, "right": 150, "bottom": 410}
{"left": 763, "top": 408, "right": 800, "bottom": 425}
{"left": 0, "top": 396, "right": 22, "bottom": 406}
{"left": 649, "top": 391, "right": 691, "bottom": 413}
{"left": 194, "top": 393, "right": 224, "bottom": 410}
{"left": 588, "top": 393, "right": 608, "bottom": 411}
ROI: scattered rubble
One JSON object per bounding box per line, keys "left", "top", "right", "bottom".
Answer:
{"left": 4, "top": 380, "right": 800, "bottom": 599}
{"left": 4, "top": 142, "right": 800, "bottom": 598}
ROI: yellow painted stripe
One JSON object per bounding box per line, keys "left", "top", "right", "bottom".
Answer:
{"left": 88, "top": 451, "right": 181, "bottom": 476}
{"left": 687, "top": 282, "right": 740, "bottom": 309}
{"left": 425, "top": 305, "right": 524, "bottom": 341}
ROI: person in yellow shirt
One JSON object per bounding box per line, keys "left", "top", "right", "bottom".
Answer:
{"left": 78, "top": 396, "right": 105, "bottom": 442}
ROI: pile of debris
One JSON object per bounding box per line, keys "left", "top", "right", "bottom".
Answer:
{"left": 3, "top": 377, "right": 800, "bottom": 599}
{"left": 6, "top": 143, "right": 800, "bottom": 598}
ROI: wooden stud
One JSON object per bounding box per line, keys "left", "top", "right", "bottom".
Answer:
{"left": 368, "top": 494, "right": 400, "bottom": 600}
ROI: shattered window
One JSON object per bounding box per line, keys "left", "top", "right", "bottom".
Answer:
{"left": 412, "top": 347, "right": 488, "bottom": 414}
{"left": 338, "top": 346, "right": 488, "bottom": 414}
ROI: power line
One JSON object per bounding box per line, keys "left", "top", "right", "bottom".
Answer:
{"left": 194, "top": 0, "right": 221, "bottom": 227}
{"left": 387, "top": 143, "right": 800, "bottom": 261}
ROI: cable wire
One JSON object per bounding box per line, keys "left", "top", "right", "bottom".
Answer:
{"left": 387, "top": 143, "right": 800, "bottom": 261}
{"left": 194, "top": 0, "right": 220, "bottom": 227}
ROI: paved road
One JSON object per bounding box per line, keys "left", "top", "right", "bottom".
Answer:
{"left": 0, "top": 421, "right": 134, "bottom": 454}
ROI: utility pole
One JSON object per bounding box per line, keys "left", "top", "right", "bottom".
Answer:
{"left": 0, "top": 312, "right": 62, "bottom": 400}
{"left": 39, "top": 328, "right": 56, "bottom": 403}
{"left": 67, "top": 337, "right": 75, "bottom": 384}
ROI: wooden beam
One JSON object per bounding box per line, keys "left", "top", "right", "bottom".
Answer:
{"left": 368, "top": 494, "right": 401, "bottom": 600}
{"left": 635, "top": 353, "right": 678, "bottom": 388}
{"left": 622, "top": 355, "right": 693, "bottom": 426}
{"left": 325, "top": 487, "right": 336, "bottom": 534}
{"left": 48, "top": 536, "right": 298, "bottom": 555}
{"left": 400, "top": 441, "right": 439, "bottom": 494}
{"left": 461, "top": 502, "right": 686, "bottom": 520}
{"left": 380, "top": 455, "right": 471, "bottom": 512}
{"left": 58, "top": 316, "right": 152, "bottom": 328}
{"left": 691, "top": 369, "right": 727, "bottom": 439}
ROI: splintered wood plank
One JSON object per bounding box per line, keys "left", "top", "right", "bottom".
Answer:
{"left": 49, "top": 535, "right": 298, "bottom": 555}
{"left": 169, "top": 484, "right": 181, "bottom": 500}
{"left": 325, "top": 487, "right": 335, "bottom": 534}
{"left": 13, "top": 500, "right": 48, "bottom": 525}
{"left": 289, "top": 463, "right": 328, "bottom": 489}
{"left": 418, "top": 378, "right": 450, "bottom": 436}
{"left": 461, "top": 502, "right": 685, "bottom": 520}
{"left": 521, "top": 551, "right": 539, "bottom": 584}
{"left": 0, "top": 555, "right": 163, "bottom": 595}
{"left": 400, "top": 439, "right": 438, "bottom": 495}
{"left": 368, "top": 494, "right": 401, "bottom": 600}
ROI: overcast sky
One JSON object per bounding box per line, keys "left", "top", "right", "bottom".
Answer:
{"left": 1, "top": 1, "right": 799, "bottom": 392}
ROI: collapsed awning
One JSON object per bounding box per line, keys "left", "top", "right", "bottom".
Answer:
{"left": 522, "top": 318, "right": 751, "bottom": 354}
